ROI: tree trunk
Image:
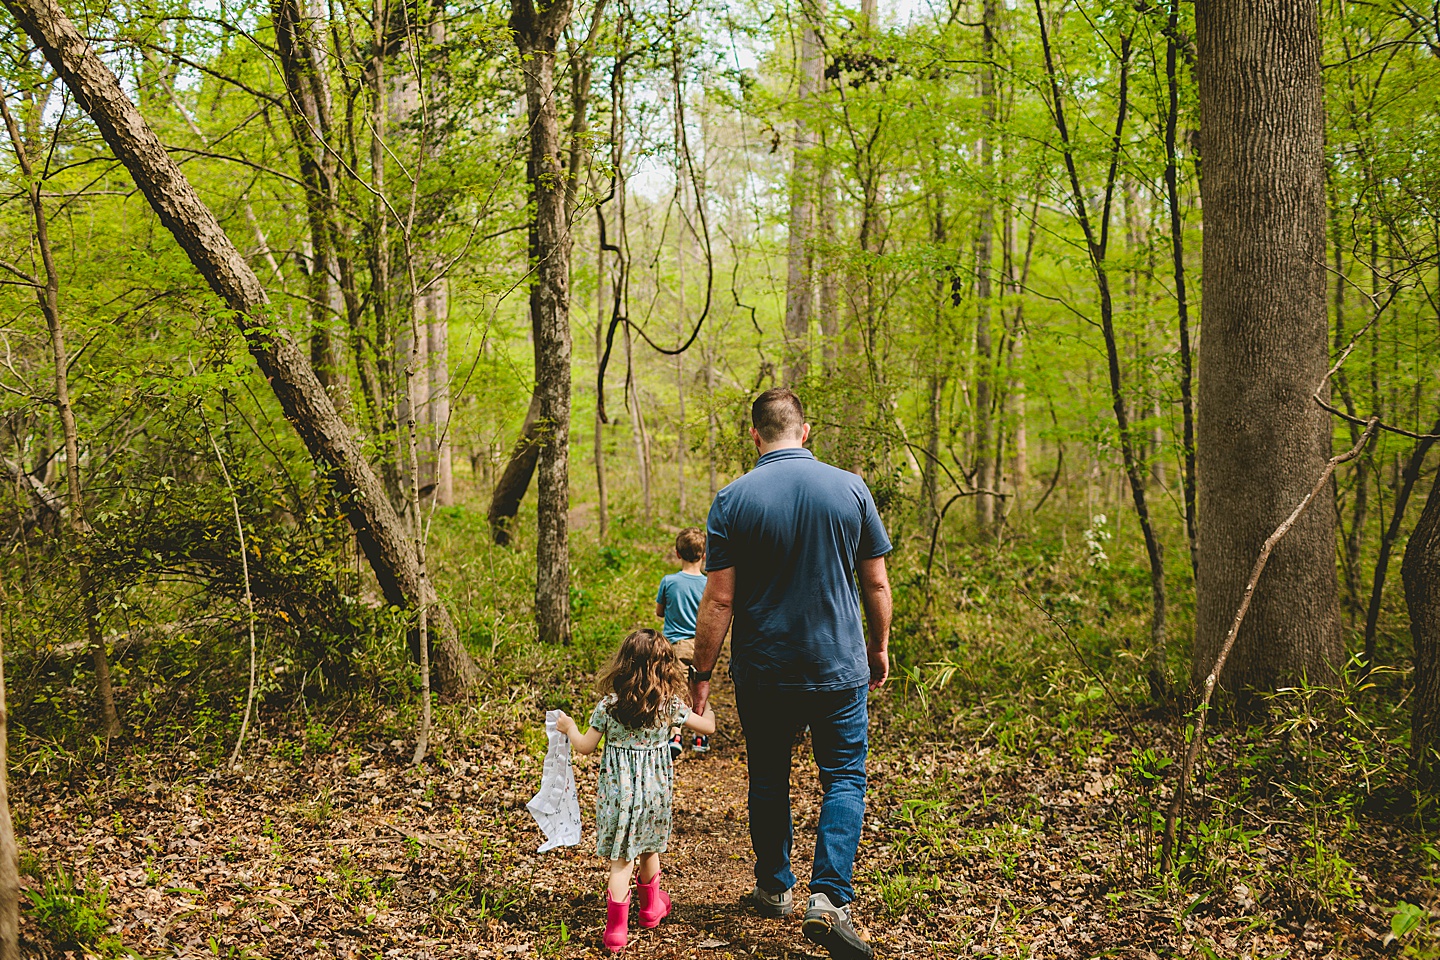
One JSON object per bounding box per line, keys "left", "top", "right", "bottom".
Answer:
{"left": 0, "top": 593, "right": 15, "bottom": 960}
{"left": 488, "top": 394, "right": 542, "bottom": 544}
{"left": 675, "top": 176, "right": 688, "bottom": 518}
{"left": 1192, "top": 0, "right": 1338, "bottom": 696}
{"left": 973, "top": 0, "right": 997, "bottom": 531}
{"left": 783, "top": 1, "right": 821, "bottom": 386}
{"left": 1364, "top": 417, "right": 1440, "bottom": 666}
{"left": 676, "top": 350, "right": 686, "bottom": 518}
{"left": 271, "top": 0, "right": 345, "bottom": 406}
{"left": 428, "top": 278, "right": 453, "bottom": 506}
{"left": 705, "top": 345, "right": 719, "bottom": 498}
{"left": 0, "top": 91, "right": 120, "bottom": 737}
{"left": 512, "top": 0, "right": 574, "bottom": 644}
{"left": 1037, "top": 5, "right": 1167, "bottom": 694}
{"left": 818, "top": 151, "right": 839, "bottom": 377}
{"left": 395, "top": 308, "right": 430, "bottom": 518}
{"left": 1404, "top": 470, "right": 1440, "bottom": 790}
{"left": 626, "top": 324, "right": 653, "bottom": 523}
{"left": 367, "top": 4, "right": 401, "bottom": 508}
{"left": 3, "top": 0, "right": 480, "bottom": 693}
{"left": 595, "top": 301, "right": 609, "bottom": 540}
{"left": 1164, "top": 2, "right": 1198, "bottom": 576}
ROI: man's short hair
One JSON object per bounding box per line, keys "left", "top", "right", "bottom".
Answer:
{"left": 752, "top": 388, "right": 805, "bottom": 443}
{"left": 676, "top": 527, "right": 705, "bottom": 562}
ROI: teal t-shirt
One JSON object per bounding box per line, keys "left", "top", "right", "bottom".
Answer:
{"left": 655, "top": 571, "right": 707, "bottom": 642}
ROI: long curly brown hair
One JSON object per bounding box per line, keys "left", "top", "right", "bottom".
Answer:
{"left": 598, "top": 628, "right": 688, "bottom": 729}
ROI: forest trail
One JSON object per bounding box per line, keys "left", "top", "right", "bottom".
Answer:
{"left": 15, "top": 670, "right": 867, "bottom": 959}
{"left": 16, "top": 657, "right": 1413, "bottom": 959}
{"left": 596, "top": 678, "right": 841, "bottom": 960}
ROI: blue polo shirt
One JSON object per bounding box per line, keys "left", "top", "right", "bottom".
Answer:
{"left": 705, "top": 447, "right": 892, "bottom": 691}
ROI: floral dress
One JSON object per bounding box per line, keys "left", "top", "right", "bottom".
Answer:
{"left": 590, "top": 695, "right": 690, "bottom": 861}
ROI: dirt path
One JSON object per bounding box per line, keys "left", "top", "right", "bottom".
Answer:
{"left": 15, "top": 670, "right": 853, "bottom": 959}
{"left": 18, "top": 674, "right": 1410, "bottom": 959}
{"left": 591, "top": 678, "right": 838, "bottom": 959}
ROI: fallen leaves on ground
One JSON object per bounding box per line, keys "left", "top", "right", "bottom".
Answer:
{"left": 15, "top": 680, "right": 1435, "bottom": 958}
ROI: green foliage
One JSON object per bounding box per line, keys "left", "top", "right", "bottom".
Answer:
{"left": 25, "top": 865, "right": 120, "bottom": 955}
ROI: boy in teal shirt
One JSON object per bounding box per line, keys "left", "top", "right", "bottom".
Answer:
{"left": 655, "top": 527, "right": 709, "bottom": 756}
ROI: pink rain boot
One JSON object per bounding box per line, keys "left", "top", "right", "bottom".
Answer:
{"left": 635, "top": 870, "right": 672, "bottom": 928}
{"left": 604, "top": 892, "right": 630, "bottom": 953}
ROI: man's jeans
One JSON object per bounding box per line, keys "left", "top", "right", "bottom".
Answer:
{"left": 735, "top": 683, "right": 868, "bottom": 906}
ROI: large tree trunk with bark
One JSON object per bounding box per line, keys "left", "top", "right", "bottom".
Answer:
{"left": 3, "top": 0, "right": 480, "bottom": 693}
{"left": 512, "top": 0, "right": 573, "bottom": 645}
{"left": 783, "top": 0, "right": 821, "bottom": 386}
{"left": 1405, "top": 473, "right": 1440, "bottom": 790}
{"left": 1191, "top": 0, "right": 1339, "bottom": 696}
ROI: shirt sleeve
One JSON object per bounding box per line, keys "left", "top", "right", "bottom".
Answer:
{"left": 654, "top": 577, "right": 668, "bottom": 605}
{"left": 589, "top": 700, "right": 608, "bottom": 735}
{"left": 705, "top": 493, "right": 734, "bottom": 572}
{"left": 858, "top": 483, "right": 893, "bottom": 560}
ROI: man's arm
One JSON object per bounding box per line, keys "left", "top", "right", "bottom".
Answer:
{"left": 688, "top": 566, "right": 735, "bottom": 716}
{"left": 857, "top": 555, "right": 892, "bottom": 690}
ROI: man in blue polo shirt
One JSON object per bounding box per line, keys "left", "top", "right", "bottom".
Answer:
{"left": 688, "top": 388, "right": 892, "bottom": 960}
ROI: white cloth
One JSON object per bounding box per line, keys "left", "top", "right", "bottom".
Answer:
{"left": 526, "top": 710, "right": 581, "bottom": 852}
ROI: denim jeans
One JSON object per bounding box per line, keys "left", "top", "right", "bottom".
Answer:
{"left": 734, "top": 683, "right": 868, "bottom": 906}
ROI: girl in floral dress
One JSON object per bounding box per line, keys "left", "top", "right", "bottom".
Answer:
{"left": 556, "top": 628, "right": 716, "bottom": 953}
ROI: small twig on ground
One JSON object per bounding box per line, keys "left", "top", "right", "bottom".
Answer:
{"left": 1159, "top": 417, "right": 1379, "bottom": 869}
{"left": 383, "top": 821, "right": 458, "bottom": 854}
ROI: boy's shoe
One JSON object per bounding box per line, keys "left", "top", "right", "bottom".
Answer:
{"left": 692, "top": 734, "right": 710, "bottom": 754}
{"left": 669, "top": 734, "right": 683, "bottom": 761}
{"left": 635, "top": 870, "right": 671, "bottom": 928}
{"left": 604, "top": 891, "right": 630, "bottom": 953}
{"left": 801, "top": 893, "right": 872, "bottom": 960}
{"left": 742, "top": 885, "right": 794, "bottom": 917}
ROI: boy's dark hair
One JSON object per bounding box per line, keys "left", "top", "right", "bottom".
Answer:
{"left": 752, "top": 388, "right": 805, "bottom": 443}
{"left": 676, "top": 527, "right": 706, "bottom": 562}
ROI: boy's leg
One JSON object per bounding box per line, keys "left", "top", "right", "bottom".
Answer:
{"left": 735, "top": 682, "right": 799, "bottom": 894}
{"left": 807, "top": 686, "right": 868, "bottom": 906}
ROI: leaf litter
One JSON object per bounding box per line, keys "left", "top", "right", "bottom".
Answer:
{"left": 15, "top": 678, "right": 1438, "bottom": 958}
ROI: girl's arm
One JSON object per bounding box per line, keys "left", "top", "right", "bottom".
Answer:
{"left": 554, "top": 711, "right": 603, "bottom": 755}
{"left": 683, "top": 703, "right": 716, "bottom": 735}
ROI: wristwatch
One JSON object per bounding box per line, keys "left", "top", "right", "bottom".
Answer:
{"left": 688, "top": 664, "right": 713, "bottom": 683}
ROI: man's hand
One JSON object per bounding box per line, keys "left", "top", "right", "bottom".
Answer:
{"left": 689, "top": 679, "right": 711, "bottom": 719}
{"left": 867, "top": 646, "right": 889, "bottom": 691}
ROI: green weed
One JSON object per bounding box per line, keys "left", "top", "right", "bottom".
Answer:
{"left": 25, "top": 865, "right": 120, "bottom": 955}
{"left": 874, "top": 869, "right": 941, "bottom": 916}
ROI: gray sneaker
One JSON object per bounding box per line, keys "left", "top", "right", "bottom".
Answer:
{"left": 742, "top": 884, "right": 794, "bottom": 917}
{"left": 802, "top": 893, "right": 873, "bottom": 960}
